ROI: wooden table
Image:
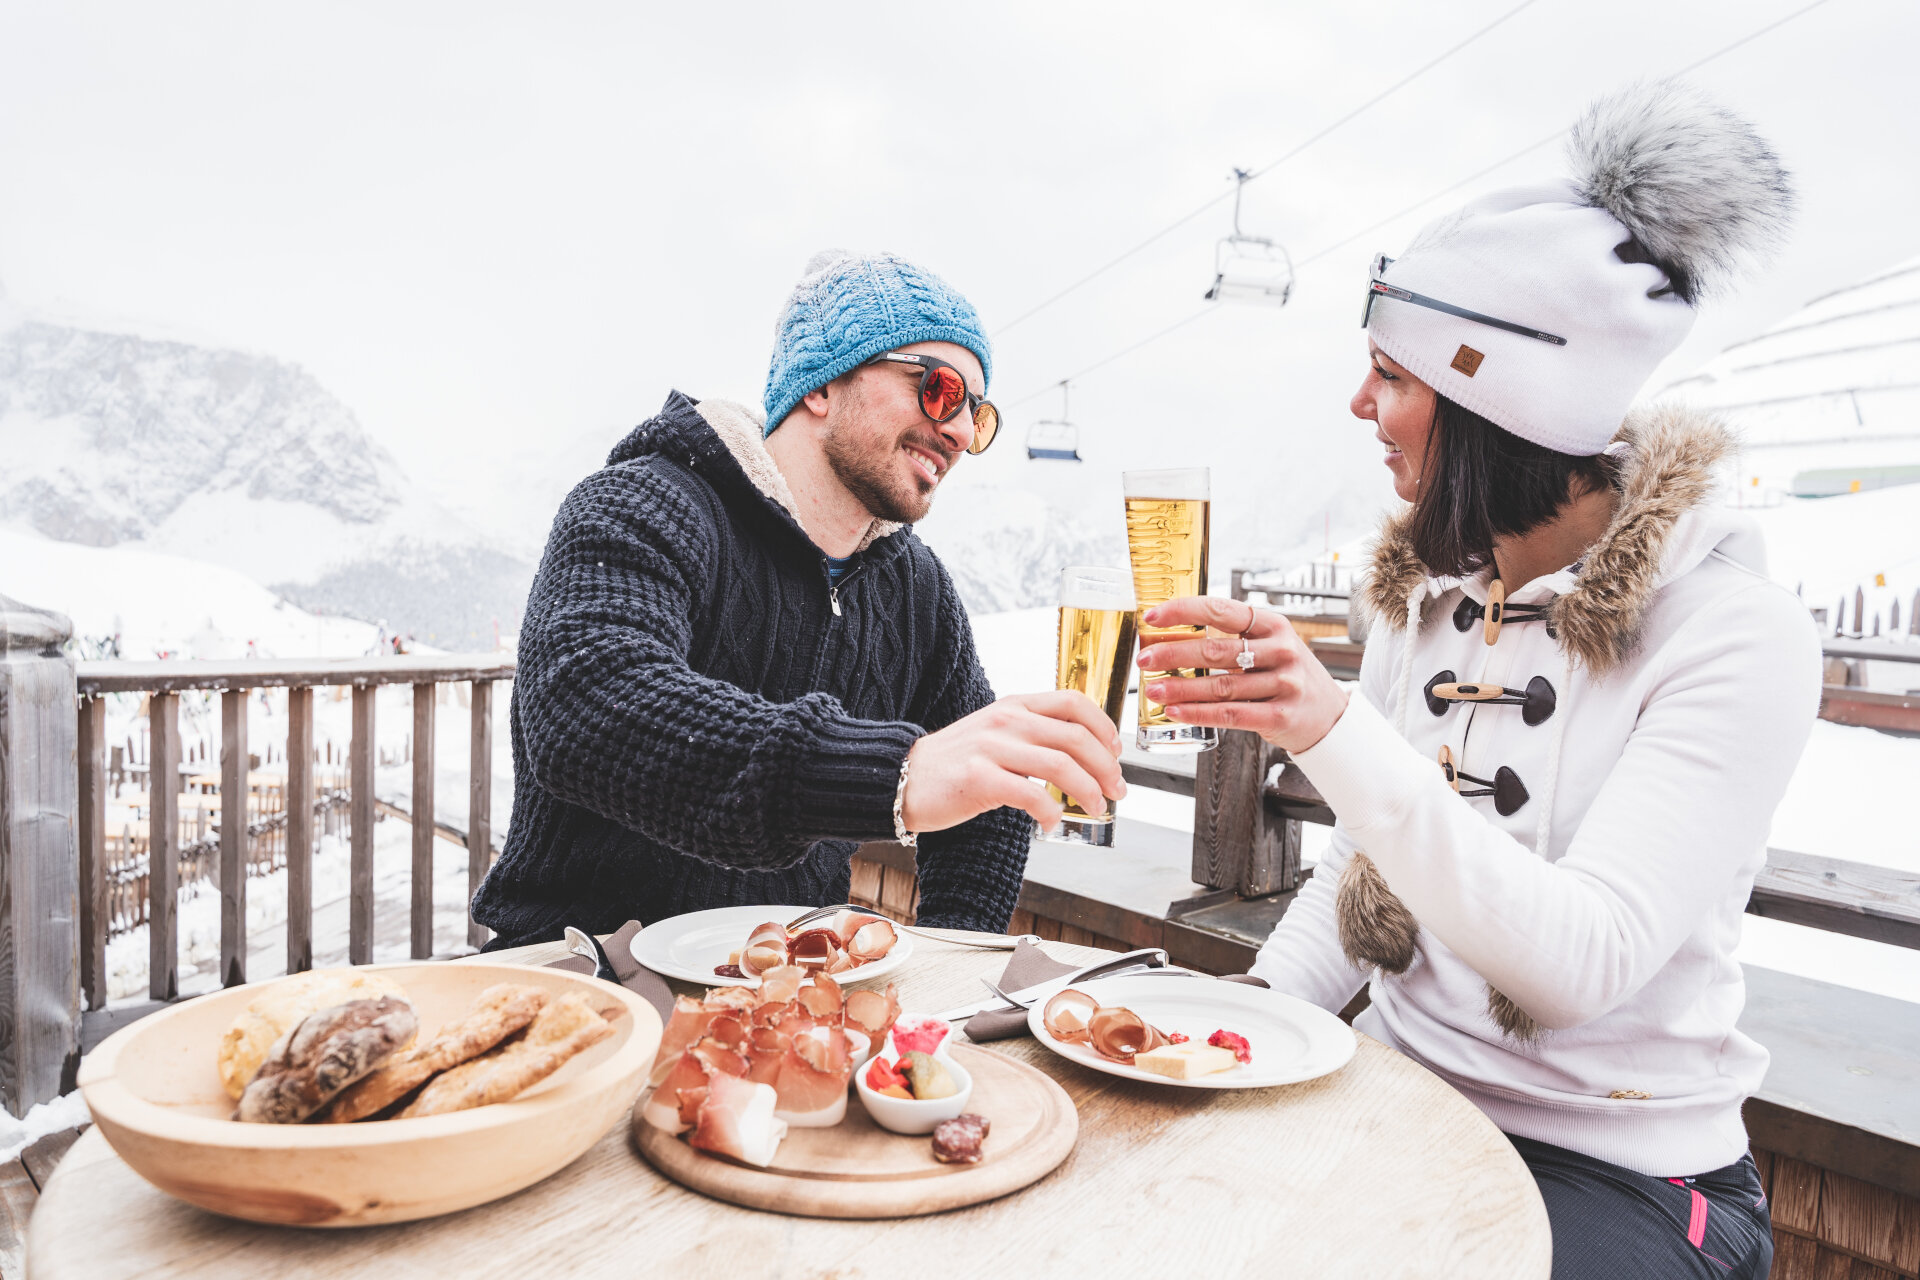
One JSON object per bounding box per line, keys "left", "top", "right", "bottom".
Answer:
{"left": 31, "top": 936, "right": 1551, "bottom": 1279}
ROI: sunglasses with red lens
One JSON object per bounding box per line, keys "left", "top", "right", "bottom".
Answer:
{"left": 863, "top": 351, "right": 1000, "bottom": 455}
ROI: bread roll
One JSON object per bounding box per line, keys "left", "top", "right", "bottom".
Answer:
{"left": 217, "top": 969, "right": 410, "bottom": 1100}
{"left": 235, "top": 997, "right": 419, "bottom": 1123}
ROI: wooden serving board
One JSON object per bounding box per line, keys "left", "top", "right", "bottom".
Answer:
{"left": 632, "top": 1042, "right": 1076, "bottom": 1219}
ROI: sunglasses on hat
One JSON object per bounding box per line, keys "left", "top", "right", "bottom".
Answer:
{"left": 1361, "top": 254, "right": 1568, "bottom": 347}
{"left": 864, "top": 351, "right": 1001, "bottom": 455}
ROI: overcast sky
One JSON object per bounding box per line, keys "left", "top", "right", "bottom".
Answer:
{"left": 3, "top": 0, "right": 1915, "bottom": 568}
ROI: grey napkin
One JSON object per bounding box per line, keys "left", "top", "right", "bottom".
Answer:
{"left": 543, "top": 920, "right": 675, "bottom": 1022}
{"left": 962, "top": 940, "right": 1077, "bottom": 1041}
{"left": 961, "top": 941, "right": 1272, "bottom": 1043}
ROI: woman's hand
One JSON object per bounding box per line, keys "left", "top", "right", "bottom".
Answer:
{"left": 1136, "top": 596, "right": 1350, "bottom": 754}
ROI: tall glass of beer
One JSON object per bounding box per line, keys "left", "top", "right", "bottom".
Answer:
{"left": 1123, "top": 468, "right": 1216, "bottom": 752}
{"left": 1042, "top": 566, "right": 1138, "bottom": 846}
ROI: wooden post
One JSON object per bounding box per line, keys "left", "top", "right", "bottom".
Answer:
{"left": 468, "top": 680, "right": 494, "bottom": 950}
{"left": 286, "top": 687, "right": 313, "bottom": 975}
{"left": 0, "top": 596, "right": 82, "bottom": 1114}
{"left": 77, "top": 697, "right": 107, "bottom": 1011}
{"left": 219, "top": 689, "right": 248, "bottom": 987}
{"left": 350, "top": 685, "right": 376, "bottom": 965}
{"left": 410, "top": 683, "right": 435, "bottom": 960}
{"left": 149, "top": 691, "right": 181, "bottom": 1002}
{"left": 1191, "top": 729, "right": 1300, "bottom": 898}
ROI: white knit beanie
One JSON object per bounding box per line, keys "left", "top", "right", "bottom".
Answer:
{"left": 1367, "top": 81, "right": 1794, "bottom": 456}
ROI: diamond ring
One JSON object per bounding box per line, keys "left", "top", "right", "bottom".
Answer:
{"left": 1237, "top": 635, "right": 1257, "bottom": 671}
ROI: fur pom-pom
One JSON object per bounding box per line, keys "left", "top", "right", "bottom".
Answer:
{"left": 1336, "top": 852, "right": 1420, "bottom": 975}
{"left": 1568, "top": 81, "right": 1794, "bottom": 302}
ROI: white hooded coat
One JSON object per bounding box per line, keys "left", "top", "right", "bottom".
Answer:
{"left": 1251, "top": 403, "right": 1822, "bottom": 1178}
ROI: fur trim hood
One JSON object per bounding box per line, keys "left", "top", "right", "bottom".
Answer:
{"left": 607, "top": 391, "right": 902, "bottom": 557}
{"left": 694, "top": 398, "right": 903, "bottom": 555}
{"left": 1360, "top": 401, "right": 1746, "bottom": 679}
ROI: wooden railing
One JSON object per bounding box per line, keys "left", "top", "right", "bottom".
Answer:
{"left": 75, "top": 655, "right": 515, "bottom": 1011}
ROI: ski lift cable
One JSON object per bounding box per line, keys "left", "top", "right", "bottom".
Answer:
{"left": 1291, "top": 132, "right": 1561, "bottom": 271}
{"left": 997, "top": 0, "right": 1836, "bottom": 410}
{"left": 1004, "top": 305, "right": 1222, "bottom": 411}
{"left": 1291, "top": 0, "right": 1832, "bottom": 272}
{"left": 991, "top": 0, "right": 1543, "bottom": 338}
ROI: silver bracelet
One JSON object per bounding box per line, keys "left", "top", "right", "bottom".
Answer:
{"left": 893, "top": 752, "right": 917, "bottom": 848}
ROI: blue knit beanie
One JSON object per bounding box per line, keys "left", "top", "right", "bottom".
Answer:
{"left": 762, "top": 250, "right": 993, "bottom": 436}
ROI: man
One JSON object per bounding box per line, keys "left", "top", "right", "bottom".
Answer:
{"left": 473, "top": 249, "right": 1125, "bottom": 947}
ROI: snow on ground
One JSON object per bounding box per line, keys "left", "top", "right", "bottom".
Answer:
{"left": 971, "top": 603, "right": 1920, "bottom": 1005}
{"left": 0, "top": 525, "right": 379, "bottom": 659}
{"left": 104, "top": 812, "right": 482, "bottom": 1004}
{"left": 0, "top": 1091, "right": 91, "bottom": 1166}
{"left": 1740, "top": 485, "right": 1920, "bottom": 672}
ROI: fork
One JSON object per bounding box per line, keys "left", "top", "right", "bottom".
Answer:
{"left": 562, "top": 925, "right": 619, "bottom": 983}
{"left": 978, "top": 964, "right": 1179, "bottom": 1009}
{"left": 784, "top": 902, "right": 1040, "bottom": 951}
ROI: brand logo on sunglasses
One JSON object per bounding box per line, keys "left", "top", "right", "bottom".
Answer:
{"left": 1451, "top": 345, "right": 1485, "bottom": 377}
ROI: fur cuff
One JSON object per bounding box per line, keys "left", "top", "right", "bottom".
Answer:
{"left": 1486, "top": 987, "right": 1543, "bottom": 1041}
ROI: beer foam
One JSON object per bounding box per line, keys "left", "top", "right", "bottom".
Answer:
{"left": 1057, "top": 567, "right": 1134, "bottom": 611}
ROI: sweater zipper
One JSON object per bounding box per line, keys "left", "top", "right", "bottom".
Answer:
{"left": 822, "top": 558, "right": 868, "bottom": 618}
{"left": 812, "top": 558, "right": 867, "bottom": 688}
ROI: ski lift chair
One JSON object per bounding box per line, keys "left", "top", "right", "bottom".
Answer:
{"left": 1026, "top": 420, "right": 1082, "bottom": 461}
{"left": 1025, "top": 382, "right": 1084, "bottom": 461}
{"left": 1204, "top": 168, "right": 1294, "bottom": 307}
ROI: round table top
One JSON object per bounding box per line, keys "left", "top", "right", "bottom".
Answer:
{"left": 31, "top": 934, "right": 1550, "bottom": 1279}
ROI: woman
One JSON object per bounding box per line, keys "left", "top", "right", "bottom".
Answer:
{"left": 1142, "top": 83, "right": 1816, "bottom": 1279}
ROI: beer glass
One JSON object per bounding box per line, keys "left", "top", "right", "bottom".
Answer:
{"left": 1042, "top": 566, "right": 1138, "bottom": 846}
{"left": 1123, "top": 468, "right": 1216, "bottom": 752}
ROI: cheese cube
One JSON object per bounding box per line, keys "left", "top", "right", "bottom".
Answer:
{"left": 1134, "top": 1042, "right": 1239, "bottom": 1079}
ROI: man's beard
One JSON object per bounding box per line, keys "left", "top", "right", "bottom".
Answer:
{"left": 821, "top": 421, "right": 937, "bottom": 525}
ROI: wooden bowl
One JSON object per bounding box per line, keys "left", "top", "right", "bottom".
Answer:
{"left": 77, "top": 962, "right": 663, "bottom": 1227}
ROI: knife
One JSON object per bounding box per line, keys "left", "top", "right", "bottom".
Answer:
{"left": 934, "top": 947, "right": 1174, "bottom": 1022}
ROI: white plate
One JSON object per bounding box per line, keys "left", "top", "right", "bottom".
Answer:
{"left": 629, "top": 904, "right": 913, "bottom": 988}
{"left": 1025, "top": 974, "right": 1355, "bottom": 1089}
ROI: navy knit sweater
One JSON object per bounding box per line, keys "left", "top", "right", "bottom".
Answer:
{"left": 472, "top": 391, "right": 1032, "bottom": 947}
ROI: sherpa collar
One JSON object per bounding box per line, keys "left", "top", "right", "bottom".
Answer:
{"left": 694, "top": 398, "right": 903, "bottom": 556}
{"left": 1360, "top": 402, "right": 1735, "bottom": 677}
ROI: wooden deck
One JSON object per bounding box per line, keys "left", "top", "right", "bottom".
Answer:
{"left": 0, "top": 1126, "right": 86, "bottom": 1280}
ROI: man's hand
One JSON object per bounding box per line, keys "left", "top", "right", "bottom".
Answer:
{"left": 900, "top": 691, "right": 1126, "bottom": 833}
{"left": 1135, "top": 596, "right": 1349, "bottom": 753}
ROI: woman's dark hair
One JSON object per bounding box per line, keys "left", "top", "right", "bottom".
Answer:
{"left": 1407, "top": 395, "right": 1621, "bottom": 578}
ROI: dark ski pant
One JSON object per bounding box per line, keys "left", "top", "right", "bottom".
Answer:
{"left": 1510, "top": 1134, "right": 1774, "bottom": 1279}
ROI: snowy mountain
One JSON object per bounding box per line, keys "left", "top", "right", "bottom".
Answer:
{"left": 0, "top": 526, "right": 378, "bottom": 660}
{"left": 0, "top": 310, "right": 532, "bottom": 646}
